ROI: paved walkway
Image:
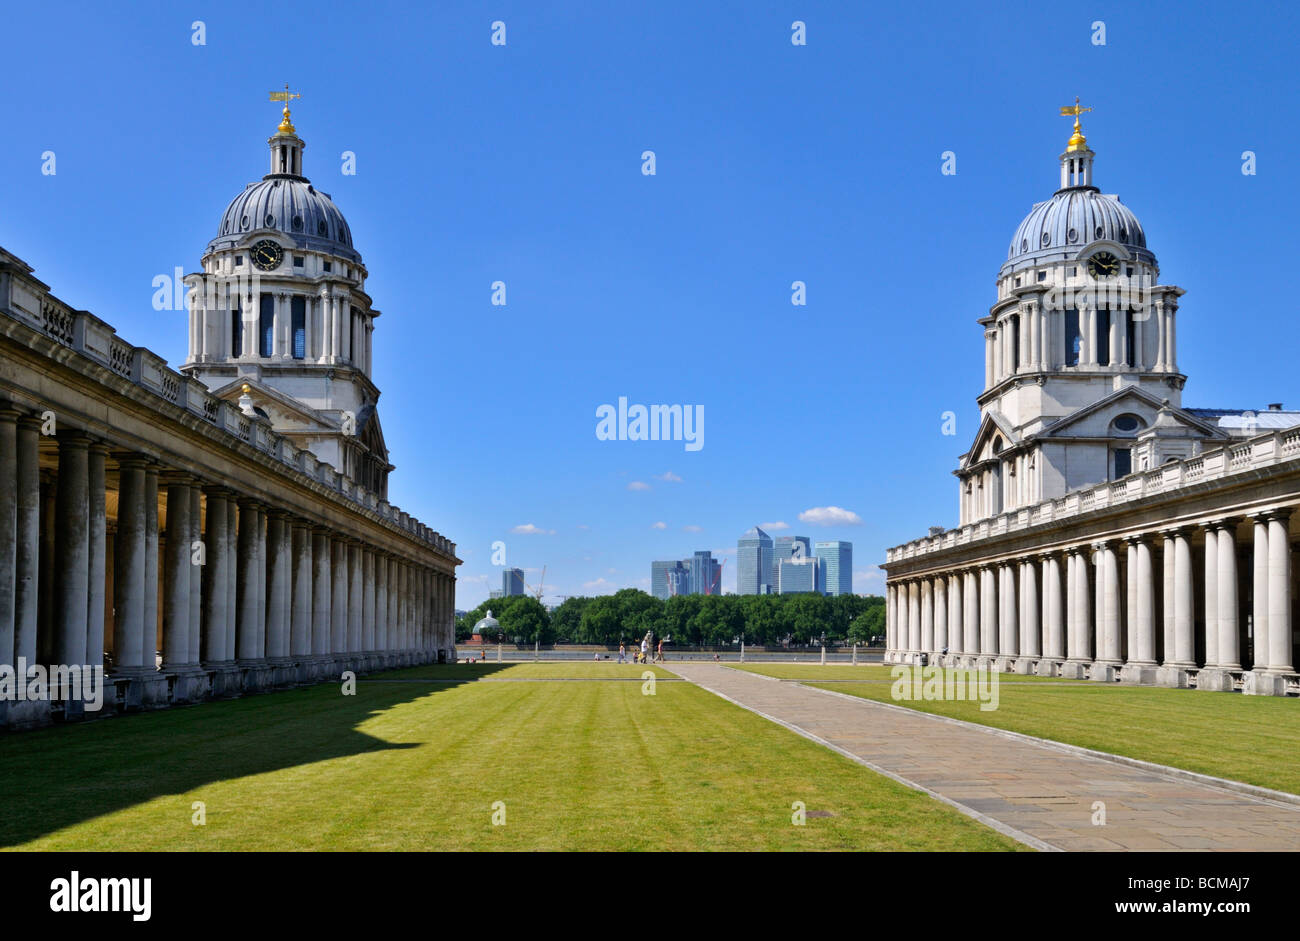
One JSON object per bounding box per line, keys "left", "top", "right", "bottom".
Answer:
{"left": 667, "top": 663, "right": 1300, "bottom": 851}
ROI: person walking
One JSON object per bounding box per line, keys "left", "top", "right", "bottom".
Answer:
{"left": 618, "top": 643, "right": 626, "bottom": 664}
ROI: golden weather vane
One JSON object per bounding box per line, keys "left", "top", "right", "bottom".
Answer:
{"left": 269, "top": 83, "right": 301, "bottom": 134}
{"left": 1060, "top": 96, "right": 1092, "bottom": 151}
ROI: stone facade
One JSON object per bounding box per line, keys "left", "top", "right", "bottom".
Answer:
{"left": 884, "top": 123, "right": 1299, "bottom": 697}
{"left": 0, "top": 240, "right": 457, "bottom": 729}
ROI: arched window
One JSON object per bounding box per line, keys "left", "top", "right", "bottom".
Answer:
{"left": 291, "top": 296, "right": 306, "bottom": 359}
{"left": 230, "top": 302, "right": 242, "bottom": 357}
{"left": 259, "top": 294, "right": 275, "bottom": 357}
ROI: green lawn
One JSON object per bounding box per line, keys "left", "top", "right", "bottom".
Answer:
{"left": 0, "top": 662, "right": 1022, "bottom": 851}
{"left": 731, "top": 664, "right": 1300, "bottom": 795}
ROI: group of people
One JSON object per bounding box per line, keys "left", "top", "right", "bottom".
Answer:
{"left": 616, "top": 636, "right": 664, "bottom": 664}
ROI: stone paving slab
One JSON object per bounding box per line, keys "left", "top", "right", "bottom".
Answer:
{"left": 666, "top": 663, "right": 1300, "bottom": 852}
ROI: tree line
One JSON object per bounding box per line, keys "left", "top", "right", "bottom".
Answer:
{"left": 456, "top": 589, "right": 886, "bottom": 647}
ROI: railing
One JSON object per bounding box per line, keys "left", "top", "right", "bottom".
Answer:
{"left": 1, "top": 254, "right": 456, "bottom": 559}
{"left": 887, "top": 423, "right": 1300, "bottom": 563}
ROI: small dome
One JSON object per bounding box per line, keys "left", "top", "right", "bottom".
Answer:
{"left": 473, "top": 610, "right": 499, "bottom": 633}
{"left": 209, "top": 177, "right": 361, "bottom": 263}
{"left": 1003, "top": 188, "right": 1150, "bottom": 273}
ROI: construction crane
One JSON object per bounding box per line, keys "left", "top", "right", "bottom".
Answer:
{"left": 706, "top": 558, "right": 725, "bottom": 596}
{"left": 525, "top": 565, "right": 546, "bottom": 603}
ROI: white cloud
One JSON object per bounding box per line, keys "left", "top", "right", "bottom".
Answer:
{"left": 651, "top": 521, "right": 667, "bottom": 530}
{"left": 654, "top": 471, "right": 683, "bottom": 482}
{"left": 682, "top": 524, "right": 702, "bottom": 532}
{"left": 628, "top": 481, "right": 652, "bottom": 491}
{"left": 761, "top": 521, "right": 790, "bottom": 531}
{"left": 798, "top": 506, "right": 863, "bottom": 526}
{"left": 510, "top": 523, "right": 556, "bottom": 535}
{"left": 582, "top": 577, "right": 618, "bottom": 595}
{"left": 576, "top": 524, "right": 590, "bottom": 530}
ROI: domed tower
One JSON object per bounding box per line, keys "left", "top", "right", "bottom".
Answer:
{"left": 182, "top": 92, "right": 391, "bottom": 498}
{"left": 956, "top": 102, "right": 1210, "bottom": 524}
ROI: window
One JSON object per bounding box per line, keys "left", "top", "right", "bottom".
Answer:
{"left": 292, "top": 296, "right": 306, "bottom": 359}
{"left": 323, "top": 260, "right": 332, "bottom": 273}
{"left": 235, "top": 256, "right": 244, "bottom": 267}
{"left": 1065, "top": 308, "right": 1081, "bottom": 366}
{"left": 231, "top": 303, "right": 242, "bottom": 357}
{"left": 1096, "top": 308, "right": 1111, "bottom": 366}
{"left": 1010, "top": 314, "right": 1020, "bottom": 372}
{"left": 293, "top": 255, "right": 305, "bottom": 268}
{"left": 1110, "top": 414, "right": 1144, "bottom": 435}
{"left": 259, "top": 294, "right": 275, "bottom": 357}
{"left": 1113, "top": 447, "right": 1132, "bottom": 479}
{"left": 1126, "top": 312, "right": 1137, "bottom": 367}
{"left": 1037, "top": 270, "right": 1046, "bottom": 281}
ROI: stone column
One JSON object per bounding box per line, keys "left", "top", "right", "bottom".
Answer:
{"left": 0, "top": 409, "right": 20, "bottom": 669}
{"left": 347, "top": 541, "right": 363, "bottom": 659}
{"left": 947, "top": 573, "right": 962, "bottom": 661}
{"left": 14, "top": 416, "right": 40, "bottom": 671}
{"left": 363, "top": 548, "right": 376, "bottom": 664}
{"left": 1201, "top": 522, "right": 1219, "bottom": 669}
{"left": 1094, "top": 541, "right": 1121, "bottom": 679}
{"left": 311, "top": 529, "right": 331, "bottom": 670}
{"left": 1064, "top": 547, "right": 1091, "bottom": 677}
{"left": 256, "top": 505, "right": 267, "bottom": 663}
{"left": 143, "top": 464, "right": 160, "bottom": 677}
{"left": 289, "top": 521, "right": 313, "bottom": 676}
{"left": 962, "top": 570, "right": 978, "bottom": 665}
{"left": 978, "top": 565, "right": 997, "bottom": 663}
{"left": 1042, "top": 553, "right": 1064, "bottom": 668}
{"left": 1217, "top": 520, "right": 1241, "bottom": 671}
{"left": 1018, "top": 557, "right": 1039, "bottom": 671}
{"left": 235, "top": 500, "right": 262, "bottom": 668}
{"left": 224, "top": 496, "right": 237, "bottom": 662}
{"left": 53, "top": 432, "right": 92, "bottom": 704}
{"left": 920, "top": 579, "right": 934, "bottom": 655}
{"left": 1158, "top": 528, "right": 1196, "bottom": 686}
{"left": 997, "top": 562, "right": 1017, "bottom": 669}
{"left": 1267, "top": 510, "right": 1293, "bottom": 674}
{"left": 161, "top": 475, "right": 193, "bottom": 674}
{"left": 1162, "top": 531, "right": 1177, "bottom": 667}
{"left": 265, "top": 511, "right": 291, "bottom": 673}
{"left": 200, "top": 487, "right": 231, "bottom": 667}
{"left": 112, "top": 455, "right": 149, "bottom": 675}
{"left": 187, "top": 483, "right": 202, "bottom": 673}
{"left": 331, "top": 538, "right": 348, "bottom": 659}
{"left": 1123, "top": 536, "right": 1157, "bottom": 684}
{"left": 87, "top": 443, "right": 107, "bottom": 680}
{"left": 933, "top": 576, "right": 948, "bottom": 657}
{"left": 906, "top": 581, "right": 919, "bottom": 658}
{"left": 1251, "top": 512, "right": 1270, "bottom": 672}
{"left": 376, "top": 552, "right": 389, "bottom": 661}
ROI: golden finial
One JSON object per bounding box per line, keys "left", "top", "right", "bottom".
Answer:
{"left": 1060, "top": 96, "right": 1092, "bottom": 152}
{"left": 241, "top": 383, "right": 252, "bottom": 394}
{"left": 269, "top": 84, "right": 301, "bottom": 135}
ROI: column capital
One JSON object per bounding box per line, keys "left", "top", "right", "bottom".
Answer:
{"left": 236, "top": 496, "right": 265, "bottom": 510}
{"left": 1124, "top": 532, "right": 1147, "bottom": 547}
{"left": 1212, "top": 516, "right": 1241, "bottom": 531}
{"left": 201, "top": 483, "right": 237, "bottom": 498}
{"left": 159, "top": 470, "right": 200, "bottom": 487}
{"left": 267, "top": 507, "right": 293, "bottom": 521}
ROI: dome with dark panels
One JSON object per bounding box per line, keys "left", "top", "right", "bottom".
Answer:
{"left": 1002, "top": 188, "right": 1153, "bottom": 273}
{"left": 209, "top": 176, "right": 362, "bottom": 263}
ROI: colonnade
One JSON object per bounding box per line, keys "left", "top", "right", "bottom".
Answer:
{"left": 0, "top": 412, "right": 456, "bottom": 726}
{"left": 886, "top": 513, "right": 1297, "bottom": 695}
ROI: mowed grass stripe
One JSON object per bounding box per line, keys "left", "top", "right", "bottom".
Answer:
{"left": 0, "top": 664, "right": 1021, "bottom": 851}
{"left": 731, "top": 664, "right": 1300, "bottom": 795}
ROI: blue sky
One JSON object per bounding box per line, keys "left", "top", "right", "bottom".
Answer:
{"left": 2, "top": 1, "right": 1296, "bottom": 608}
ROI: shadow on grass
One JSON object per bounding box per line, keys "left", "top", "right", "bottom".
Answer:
{"left": 0, "top": 664, "right": 511, "bottom": 847}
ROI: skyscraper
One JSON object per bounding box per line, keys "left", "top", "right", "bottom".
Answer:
{"left": 651, "top": 560, "right": 689, "bottom": 600}
{"left": 737, "top": 526, "right": 773, "bottom": 595}
{"left": 771, "top": 535, "right": 811, "bottom": 589}
{"left": 777, "top": 557, "right": 819, "bottom": 594}
{"left": 501, "top": 567, "right": 525, "bottom": 597}
{"left": 691, "top": 550, "right": 721, "bottom": 596}
{"left": 814, "top": 541, "right": 853, "bottom": 596}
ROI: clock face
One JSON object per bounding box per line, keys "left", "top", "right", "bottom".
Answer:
{"left": 250, "top": 240, "right": 283, "bottom": 271}
{"left": 1088, "top": 251, "right": 1120, "bottom": 279}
